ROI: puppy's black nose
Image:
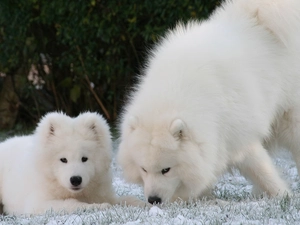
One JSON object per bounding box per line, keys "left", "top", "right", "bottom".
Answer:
{"left": 148, "top": 196, "right": 162, "bottom": 204}
{"left": 70, "top": 176, "right": 82, "bottom": 186}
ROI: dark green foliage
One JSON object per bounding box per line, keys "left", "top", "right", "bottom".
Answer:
{"left": 0, "top": 0, "right": 221, "bottom": 125}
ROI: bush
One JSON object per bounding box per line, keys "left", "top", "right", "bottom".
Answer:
{"left": 0, "top": 0, "right": 221, "bottom": 127}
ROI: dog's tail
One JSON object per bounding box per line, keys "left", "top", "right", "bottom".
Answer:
{"left": 236, "top": 0, "right": 300, "bottom": 49}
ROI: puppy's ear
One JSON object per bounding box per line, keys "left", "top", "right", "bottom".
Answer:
{"left": 76, "top": 112, "right": 111, "bottom": 143}
{"left": 35, "top": 112, "right": 70, "bottom": 144}
{"left": 49, "top": 123, "right": 55, "bottom": 136}
{"left": 170, "top": 119, "right": 185, "bottom": 140}
{"left": 87, "top": 122, "right": 98, "bottom": 137}
{"left": 76, "top": 113, "right": 112, "bottom": 165}
{"left": 37, "top": 112, "right": 67, "bottom": 136}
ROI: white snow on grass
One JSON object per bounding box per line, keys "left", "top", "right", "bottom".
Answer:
{"left": 149, "top": 206, "right": 164, "bottom": 216}
{"left": 0, "top": 149, "right": 300, "bottom": 224}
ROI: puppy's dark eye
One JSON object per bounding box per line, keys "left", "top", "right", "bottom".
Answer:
{"left": 161, "top": 168, "right": 170, "bottom": 175}
{"left": 82, "top": 157, "right": 88, "bottom": 162}
{"left": 142, "top": 167, "right": 147, "bottom": 173}
{"left": 60, "top": 158, "right": 67, "bottom": 163}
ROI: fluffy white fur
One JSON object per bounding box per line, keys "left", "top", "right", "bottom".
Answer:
{"left": 118, "top": 0, "right": 300, "bottom": 204}
{"left": 0, "top": 112, "right": 144, "bottom": 215}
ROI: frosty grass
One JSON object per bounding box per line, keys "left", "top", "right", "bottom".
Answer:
{"left": 0, "top": 145, "right": 300, "bottom": 224}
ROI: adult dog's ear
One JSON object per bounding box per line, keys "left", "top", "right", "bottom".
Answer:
{"left": 170, "top": 119, "right": 185, "bottom": 140}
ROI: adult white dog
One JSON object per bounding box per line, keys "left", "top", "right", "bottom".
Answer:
{"left": 0, "top": 112, "right": 143, "bottom": 215}
{"left": 118, "top": 0, "right": 300, "bottom": 204}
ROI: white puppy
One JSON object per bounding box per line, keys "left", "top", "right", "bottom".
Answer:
{"left": 0, "top": 112, "right": 144, "bottom": 215}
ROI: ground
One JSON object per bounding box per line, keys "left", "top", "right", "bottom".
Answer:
{"left": 0, "top": 140, "right": 299, "bottom": 224}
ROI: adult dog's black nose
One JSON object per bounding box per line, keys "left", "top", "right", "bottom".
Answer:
{"left": 148, "top": 196, "right": 162, "bottom": 204}
{"left": 70, "top": 176, "right": 82, "bottom": 186}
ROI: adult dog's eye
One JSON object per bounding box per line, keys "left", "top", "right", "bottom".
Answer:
{"left": 161, "top": 168, "right": 170, "bottom": 175}
{"left": 82, "top": 157, "right": 88, "bottom": 162}
{"left": 142, "top": 167, "right": 147, "bottom": 173}
{"left": 60, "top": 158, "right": 67, "bottom": 163}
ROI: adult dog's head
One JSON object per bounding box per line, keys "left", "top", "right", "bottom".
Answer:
{"left": 118, "top": 116, "right": 217, "bottom": 204}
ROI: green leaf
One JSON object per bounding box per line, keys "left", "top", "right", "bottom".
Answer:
{"left": 70, "top": 85, "right": 81, "bottom": 103}
{"left": 58, "top": 77, "right": 72, "bottom": 88}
